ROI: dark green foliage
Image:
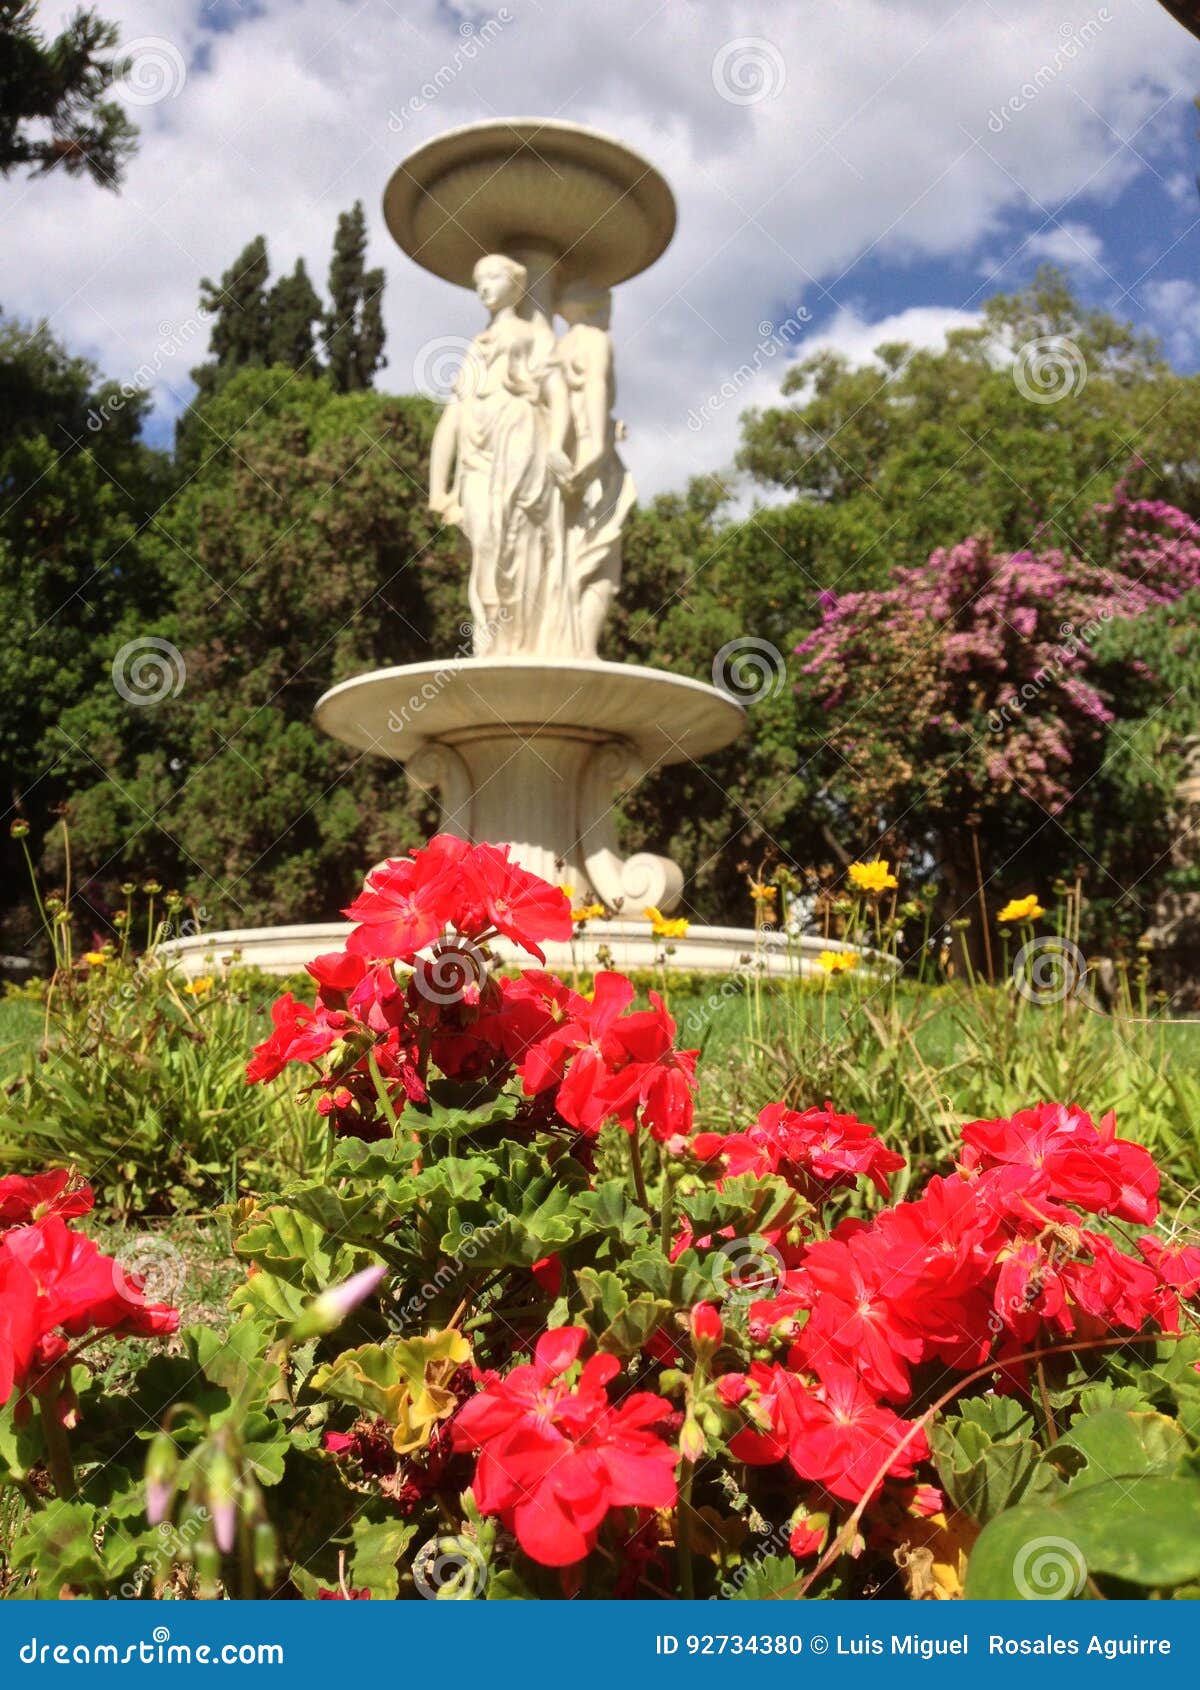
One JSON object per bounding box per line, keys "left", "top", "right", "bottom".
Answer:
{"left": 0, "top": 2, "right": 137, "bottom": 188}
{"left": 322, "top": 200, "right": 386, "bottom": 393}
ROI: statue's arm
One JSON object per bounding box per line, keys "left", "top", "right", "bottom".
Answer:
{"left": 429, "top": 401, "right": 460, "bottom": 517}
{"left": 572, "top": 328, "right": 615, "bottom": 487}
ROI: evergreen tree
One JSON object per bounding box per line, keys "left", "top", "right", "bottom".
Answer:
{"left": 266, "top": 257, "right": 322, "bottom": 373}
{"left": 192, "top": 236, "right": 271, "bottom": 399}
{"left": 0, "top": 2, "right": 137, "bottom": 188}
{"left": 322, "top": 201, "right": 386, "bottom": 392}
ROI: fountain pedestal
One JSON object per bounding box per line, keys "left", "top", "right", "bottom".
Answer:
{"left": 315, "top": 658, "right": 744, "bottom": 912}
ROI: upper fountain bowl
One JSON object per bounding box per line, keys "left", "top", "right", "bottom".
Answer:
{"left": 383, "top": 118, "right": 677, "bottom": 288}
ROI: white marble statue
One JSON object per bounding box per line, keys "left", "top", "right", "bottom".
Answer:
{"left": 427, "top": 257, "right": 632, "bottom": 660}
{"left": 554, "top": 281, "right": 635, "bottom": 658}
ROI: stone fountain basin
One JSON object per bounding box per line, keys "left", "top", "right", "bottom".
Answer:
{"left": 313, "top": 658, "right": 745, "bottom": 907}
{"left": 313, "top": 657, "right": 744, "bottom": 766}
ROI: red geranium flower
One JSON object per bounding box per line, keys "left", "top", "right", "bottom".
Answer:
{"left": 694, "top": 1102, "right": 904, "bottom": 1200}
{"left": 458, "top": 843, "right": 573, "bottom": 962}
{"left": 452, "top": 1327, "right": 678, "bottom": 1567}
{"left": 0, "top": 1170, "right": 93, "bottom": 1231}
{"left": 343, "top": 835, "right": 470, "bottom": 962}
{"left": 729, "top": 1361, "right": 928, "bottom": 1503}
{"left": 0, "top": 1216, "right": 178, "bottom": 1407}
{"left": 245, "top": 993, "right": 345, "bottom": 1084}
{"left": 960, "top": 1102, "right": 1158, "bottom": 1225}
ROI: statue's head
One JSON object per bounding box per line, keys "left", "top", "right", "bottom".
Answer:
{"left": 472, "top": 253, "right": 527, "bottom": 312}
{"left": 557, "top": 280, "right": 611, "bottom": 330}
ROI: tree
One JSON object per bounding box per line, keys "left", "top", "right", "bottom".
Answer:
{"left": 0, "top": 317, "right": 168, "bottom": 951}
{"left": 0, "top": 3, "right": 137, "bottom": 188}
{"left": 191, "top": 236, "right": 272, "bottom": 401}
{"left": 322, "top": 201, "right": 386, "bottom": 393}
{"left": 59, "top": 369, "right": 464, "bottom": 927}
{"left": 266, "top": 258, "right": 322, "bottom": 373}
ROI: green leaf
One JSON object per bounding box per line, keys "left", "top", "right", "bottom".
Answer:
{"left": 1048, "top": 1408, "right": 1189, "bottom": 1492}
{"left": 349, "top": 1517, "right": 418, "bottom": 1599}
{"left": 726, "top": 1553, "right": 803, "bottom": 1600}
{"left": 965, "top": 1477, "right": 1200, "bottom": 1597}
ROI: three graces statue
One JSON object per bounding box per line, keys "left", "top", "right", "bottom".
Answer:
{"left": 428, "top": 254, "right": 634, "bottom": 660}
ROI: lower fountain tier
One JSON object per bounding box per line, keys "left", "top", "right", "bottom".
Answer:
{"left": 313, "top": 657, "right": 745, "bottom": 912}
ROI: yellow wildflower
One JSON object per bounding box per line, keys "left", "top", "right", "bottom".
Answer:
{"left": 82, "top": 950, "right": 108, "bottom": 967}
{"left": 558, "top": 883, "right": 576, "bottom": 901}
{"left": 848, "top": 860, "right": 898, "bottom": 895}
{"left": 184, "top": 976, "right": 214, "bottom": 996}
{"left": 645, "top": 905, "right": 690, "bottom": 940}
{"left": 817, "top": 950, "right": 858, "bottom": 974}
{"left": 572, "top": 903, "right": 606, "bottom": 924}
{"left": 749, "top": 880, "right": 777, "bottom": 904}
{"left": 997, "top": 894, "right": 1045, "bottom": 923}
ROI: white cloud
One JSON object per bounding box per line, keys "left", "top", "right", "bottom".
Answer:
{"left": 2, "top": 0, "right": 1197, "bottom": 503}
{"left": 1023, "top": 221, "right": 1106, "bottom": 269}
{"left": 1144, "top": 276, "right": 1200, "bottom": 366}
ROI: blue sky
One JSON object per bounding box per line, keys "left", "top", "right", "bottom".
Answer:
{"left": 3, "top": 0, "right": 1199, "bottom": 493}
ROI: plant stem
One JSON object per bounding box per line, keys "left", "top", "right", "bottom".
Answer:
{"left": 677, "top": 1458, "right": 695, "bottom": 1599}
{"left": 37, "top": 1397, "right": 75, "bottom": 1500}
{"left": 628, "top": 1130, "right": 651, "bottom": 1214}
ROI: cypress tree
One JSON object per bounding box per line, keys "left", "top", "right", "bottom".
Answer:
{"left": 266, "top": 257, "right": 322, "bottom": 373}
{"left": 322, "top": 201, "right": 386, "bottom": 392}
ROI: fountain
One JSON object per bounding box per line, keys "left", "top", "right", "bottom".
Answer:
{"left": 166, "top": 119, "right": 855, "bottom": 981}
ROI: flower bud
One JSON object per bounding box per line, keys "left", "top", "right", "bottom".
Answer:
{"left": 253, "top": 1519, "right": 278, "bottom": 1586}
{"left": 289, "top": 1264, "right": 386, "bottom": 1341}
{"left": 205, "top": 1447, "right": 238, "bottom": 1554}
{"left": 145, "top": 1431, "right": 178, "bottom": 1526}
{"left": 679, "top": 1415, "right": 707, "bottom": 1463}
{"left": 9, "top": 819, "right": 29, "bottom": 839}
{"left": 689, "top": 1302, "right": 723, "bottom": 1352}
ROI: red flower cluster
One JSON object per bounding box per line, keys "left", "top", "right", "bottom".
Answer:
{"left": 694, "top": 1101, "right": 905, "bottom": 1200}
{"left": 247, "top": 839, "right": 698, "bottom": 1144}
{"left": 715, "top": 1098, "right": 1191, "bottom": 1506}
{"left": 0, "top": 1172, "right": 178, "bottom": 1416}
{"left": 451, "top": 1327, "right": 679, "bottom": 1566}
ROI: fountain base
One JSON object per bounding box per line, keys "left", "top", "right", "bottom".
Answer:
{"left": 313, "top": 657, "right": 745, "bottom": 913}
